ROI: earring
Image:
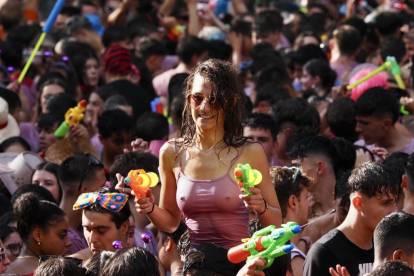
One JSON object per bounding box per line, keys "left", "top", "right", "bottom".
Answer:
{"left": 38, "top": 241, "right": 41, "bottom": 245}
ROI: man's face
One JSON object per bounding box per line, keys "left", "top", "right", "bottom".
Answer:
{"left": 334, "top": 197, "right": 350, "bottom": 224}
{"left": 100, "top": 132, "right": 131, "bottom": 160}
{"left": 355, "top": 115, "right": 388, "bottom": 145}
{"left": 294, "top": 186, "right": 309, "bottom": 226}
{"left": 252, "top": 30, "right": 280, "bottom": 48}
{"left": 359, "top": 192, "right": 398, "bottom": 232}
{"left": 244, "top": 127, "right": 275, "bottom": 162}
{"left": 293, "top": 157, "right": 320, "bottom": 202}
{"left": 82, "top": 210, "right": 126, "bottom": 253}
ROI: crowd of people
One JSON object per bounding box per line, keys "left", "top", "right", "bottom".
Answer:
{"left": 1, "top": 0, "right": 414, "bottom": 275}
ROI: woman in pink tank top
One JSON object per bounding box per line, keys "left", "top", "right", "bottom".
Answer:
{"left": 118, "top": 59, "right": 282, "bottom": 250}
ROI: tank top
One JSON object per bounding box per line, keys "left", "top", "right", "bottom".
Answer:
{"left": 175, "top": 141, "right": 250, "bottom": 250}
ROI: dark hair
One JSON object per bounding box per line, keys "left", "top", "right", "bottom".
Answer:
{"left": 206, "top": 40, "right": 232, "bottom": 62}
{"left": 58, "top": 155, "right": 104, "bottom": 194}
{"left": 0, "top": 40, "right": 23, "bottom": 69}
{"left": 34, "top": 257, "right": 89, "bottom": 276}
{"left": 181, "top": 59, "right": 247, "bottom": 149}
{"left": 11, "top": 184, "right": 57, "bottom": 206}
{"left": 368, "top": 261, "right": 414, "bottom": 276}
{"left": 101, "top": 247, "right": 160, "bottom": 276}
{"left": 135, "top": 112, "right": 169, "bottom": 142}
{"left": 60, "top": 6, "right": 81, "bottom": 16}
{"left": 0, "top": 212, "right": 15, "bottom": 226}
{"left": 160, "top": 221, "right": 188, "bottom": 244}
{"left": 72, "top": 50, "right": 101, "bottom": 88}
{"left": 13, "top": 192, "right": 65, "bottom": 241}
{"left": 36, "top": 71, "right": 65, "bottom": 92}
{"left": 375, "top": 12, "right": 403, "bottom": 38}
{"left": 168, "top": 73, "right": 188, "bottom": 117}
{"left": 289, "top": 136, "right": 340, "bottom": 175}
{"left": 45, "top": 93, "right": 77, "bottom": 116}
{"left": 286, "top": 128, "right": 318, "bottom": 154}
{"left": 0, "top": 194, "right": 12, "bottom": 217}
{"left": 83, "top": 251, "right": 114, "bottom": 276}
{"left": 271, "top": 167, "right": 311, "bottom": 217}
{"left": 380, "top": 37, "right": 406, "bottom": 64}
{"left": 98, "top": 110, "right": 132, "bottom": 139}
{"left": 0, "top": 87, "right": 21, "bottom": 113}
{"left": 231, "top": 20, "right": 252, "bottom": 37}
{"left": 271, "top": 98, "right": 321, "bottom": 133}
{"left": 343, "top": 17, "right": 368, "bottom": 37}
{"left": 0, "top": 136, "right": 31, "bottom": 152}
{"left": 354, "top": 87, "right": 400, "bottom": 124}
{"left": 333, "top": 25, "right": 362, "bottom": 56}
{"left": 374, "top": 212, "right": 414, "bottom": 262}
{"left": 38, "top": 113, "right": 63, "bottom": 132}
{"left": 32, "top": 162, "right": 61, "bottom": 201}
{"left": 383, "top": 152, "right": 408, "bottom": 196}
{"left": 251, "top": 50, "right": 287, "bottom": 77}
{"left": 109, "top": 152, "right": 159, "bottom": 188}
{"left": 326, "top": 97, "right": 358, "bottom": 142}
{"left": 254, "top": 85, "right": 290, "bottom": 108}
{"left": 250, "top": 43, "right": 274, "bottom": 60}
{"left": 331, "top": 138, "right": 356, "bottom": 173}
{"left": 304, "top": 59, "right": 336, "bottom": 91}
{"left": 404, "top": 153, "right": 414, "bottom": 194}
{"left": 253, "top": 10, "right": 283, "bottom": 38}
{"left": 102, "top": 25, "right": 131, "bottom": 48}
{"left": 176, "top": 36, "right": 208, "bottom": 65}
{"left": 0, "top": 225, "right": 18, "bottom": 243}
{"left": 293, "top": 44, "right": 328, "bottom": 66}
{"left": 85, "top": 187, "right": 130, "bottom": 229}
{"left": 335, "top": 170, "right": 351, "bottom": 208}
{"left": 103, "top": 95, "right": 131, "bottom": 112}
{"left": 348, "top": 162, "right": 400, "bottom": 200}
{"left": 243, "top": 113, "right": 277, "bottom": 141}
{"left": 135, "top": 37, "right": 167, "bottom": 60}
{"left": 37, "top": 78, "right": 73, "bottom": 119}
{"left": 293, "top": 31, "right": 321, "bottom": 50}
{"left": 0, "top": 5, "right": 23, "bottom": 32}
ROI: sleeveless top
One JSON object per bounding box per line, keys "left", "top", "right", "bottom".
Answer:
{"left": 174, "top": 141, "right": 250, "bottom": 250}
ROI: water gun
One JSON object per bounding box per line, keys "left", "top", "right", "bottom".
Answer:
{"left": 151, "top": 97, "right": 164, "bottom": 115}
{"left": 54, "top": 100, "right": 87, "bottom": 139}
{"left": 234, "top": 163, "right": 262, "bottom": 195}
{"left": 123, "top": 169, "right": 159, "bottom": 199}
{"left": 228, "top": 222, "right": 301, "bottom": 269}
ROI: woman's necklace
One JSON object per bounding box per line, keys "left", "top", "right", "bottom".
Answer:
{"left": 17, "top": 255, "right": 38, "bottom": 259}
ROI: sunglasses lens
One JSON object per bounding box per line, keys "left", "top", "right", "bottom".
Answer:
{"left": 190, "top": 94, "right": 204, "bottom": 108}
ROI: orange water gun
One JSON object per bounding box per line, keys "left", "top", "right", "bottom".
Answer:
{"left": 123, "top": 169, "right": 159, "bottom": 199}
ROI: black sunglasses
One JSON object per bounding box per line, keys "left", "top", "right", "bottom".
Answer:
{"left": 39, "top": 255, "right": 83, "bottom": 267}
{"left": 6, "top": 243, "right": 21, "bottom": 255}
{"left": 78, "top": 154, "right": 103, "bottom": 191}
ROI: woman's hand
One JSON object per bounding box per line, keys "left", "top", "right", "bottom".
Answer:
{"left": 236, "top": 257, "right": 267, "bottom": 276}
{"left": 134, "top": 189, "right": 156, "bottom": 214}
{"left": 239, "top": 188, "right": 266, "bottom": 214}
{"left": 115, "top": 173, "right": 132, "bottom": 196}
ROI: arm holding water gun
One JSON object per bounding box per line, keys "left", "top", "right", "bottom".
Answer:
{"left": 54, "top": 100, "right": 87, "bottom": 139}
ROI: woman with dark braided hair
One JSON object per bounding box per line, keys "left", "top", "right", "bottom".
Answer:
{"left": 117, "top": 59, "right": 281, "bottom": 250}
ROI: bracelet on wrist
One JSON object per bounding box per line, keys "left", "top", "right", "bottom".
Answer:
{"left": 258, "top": 198, "right": 268, "bottom": 215}
{"left": 146, "top": 203, "right": 155, "bottom": 214}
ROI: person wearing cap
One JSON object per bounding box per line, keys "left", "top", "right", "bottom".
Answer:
{"left": 65, "top": 15, "right": 104, "bottom": 55}
{"left": 100, "top": 45, "right": 153, "bottom": 122}
{"left": 0, "top": 97, "right": 20, "bottom": 144}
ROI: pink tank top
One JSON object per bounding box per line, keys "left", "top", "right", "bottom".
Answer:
{"left": 175, "top": 142, "right": 250, "bottom": 250}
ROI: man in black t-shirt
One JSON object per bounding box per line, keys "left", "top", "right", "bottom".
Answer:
{"left": 304, "top": 162, "right": 400, "bottom": 276}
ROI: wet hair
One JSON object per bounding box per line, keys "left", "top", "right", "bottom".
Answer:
{"left": 304, "top": 59, "right": 336, "bottom": 91}
{"left": 135, "top": 37, "right": 167, "bottom": 60}
{"left": 13, "top": 192, "right": 65, "bottom": 242}
{"left": 0, "top": 225, "right": 18, "bottom": 243}
{"left": 271, "top": 166, "right": 311, "bottom": 217}
{"left": 271, "top": 98, "right": 321, "bottom": 134}
{"left": 168, "top": 73, "right": 188, "bottom": 115}
{"left": 32, "top": 162, "right": 61, "bottom": 201}
{"left": 11, "top": 184, "right": 57, "bottom": 206}
{"left": 403, "top": 153, "right": 414, "bottom": 195}
{"left": 85, "top": 187, "right": 131, "bottom": 229}
{"left": 176, "top": 36, "right": 209, "bottom": 65}
{"left": 368, "top": 261, "right": 414, "bottom": 276}
{"left": 83, "top": 251, "right": 114, "bottom": 276}
{"left": 0, "top": 137, "right": 31, "bottom": 152}
{"left": 326, "top": 97, "right": 358, "bottom": 142}
{"left": 135, "top": 112, "right": 169, "bottom": 142}
{"left": 354, "top": 87, "right": 400, "bottom": 124}
{"left": 375, "top": 12, "right": 403, "bottom": 38}
{"left": 58, "top": 155, "right": 104, "bottom": 194}
{"left": 109, "top": 152, "right": 159, "bottom": 187}
{"left": 333, "top": 25, "right": 362, "bottom": 56}
{"left": 380, "top": 37, "right": 406, "bottom": 64}
{"left": 289, "top": 136, "right": 340, "bottom": 175}
{"left": 374, "top": 212, "right": 414, "bottom": 261}
{"left": 34, "top": 257, "right": 90, "bottom": 276}
{"left": 170, "top": 94, "right": 185, "bottom": 130}
{"left": 98, "top": 110, "right": 132, "bottom": 139}
{"left": 0, "top": 212, "right": 15, "bottom": 226}
{"left": 243, "top": 113, "right": 277, "bottom": 141}
{"left": 335, "top": 171, "right": 351, "bottom": 210}
{"left": 331, "top": 138, "right": 356, "bottom": 173}
{"left": 181, "top": 59, "right": 247, "bottom": 149}
{"left": 102, "top": 25, "right": 131, "bottom": 48}
{"left": 348, "top": 162, "right": 400, "bottom": 200}
{"left": 253, "top": 10, "right": 283, "bottom": 38}
{"left": 100, "top": 247, "right": 160, "bottom": 276}
{"left": 160, "top": 221, "right": 188, "bottom": 244}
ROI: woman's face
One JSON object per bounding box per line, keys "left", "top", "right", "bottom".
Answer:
{"left": 0, "top": 239, "right": 11, "bottom": 274}
{"left": 86, "top": 92, "right": 104, "bottom": 121}
{"left": 189, "top": 74, "right": 224, "bottom": 132}
{"left": 39, "top": 216, "right": 72, "bottom": 256}
{"left": 40, "top": 84, "right": 65, "bottom": 110}
{"left": 4, "top": 232, "right": 22, "bottom": 263}
{"left": 32, "top": 170, "right": 61, "bottom": 202}
{"left": 300, "top": 68, "right": 319, "bottom": 91}
{"left": 84, "top": 58, "right": 100, "bottom": 88}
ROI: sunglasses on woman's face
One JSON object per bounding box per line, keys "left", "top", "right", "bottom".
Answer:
{"left": 6, "top": 243, "right": 21, "bottom": 255}
{"left": 39, "top": 255, "right": 83, "bottom": 267}
{"left": 187, "top": 94, "right": 218, "bottom": 110}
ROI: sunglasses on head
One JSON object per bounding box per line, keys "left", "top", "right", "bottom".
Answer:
{"left": 39, "top": 255, "right": 83, "bottom": 267}
{"left": 0, "top": 247, "right": 6, "bottom": 262}
{"left": 186, "top": 94, "right": 218, "bottom": 110}
{"left": 283, "top": 166, "right": 301, "bottom": 184}
{"left": 6, "top": 243, "right": 21, "bottom": 255}
{"left": 78, "top": 154, "right": 104, "bottom": 191}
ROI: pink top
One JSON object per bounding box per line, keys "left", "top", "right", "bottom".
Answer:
{"left": 175, "top": 142, "right": 250, "bottom": 250}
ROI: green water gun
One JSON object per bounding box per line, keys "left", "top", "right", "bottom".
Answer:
{"left": 234, "top": 163, "right": 262, "bottom": 195}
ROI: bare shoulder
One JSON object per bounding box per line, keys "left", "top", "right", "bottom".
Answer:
{"left": 243, "top": 141, "right": 265, "bottom": 155}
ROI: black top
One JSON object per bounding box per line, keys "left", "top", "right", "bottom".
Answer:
{"left": 102, "top": 79, "right": 154, "bottom": 121}
{"left": 303, "top": 229, "right": 374, "bottom": 276}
